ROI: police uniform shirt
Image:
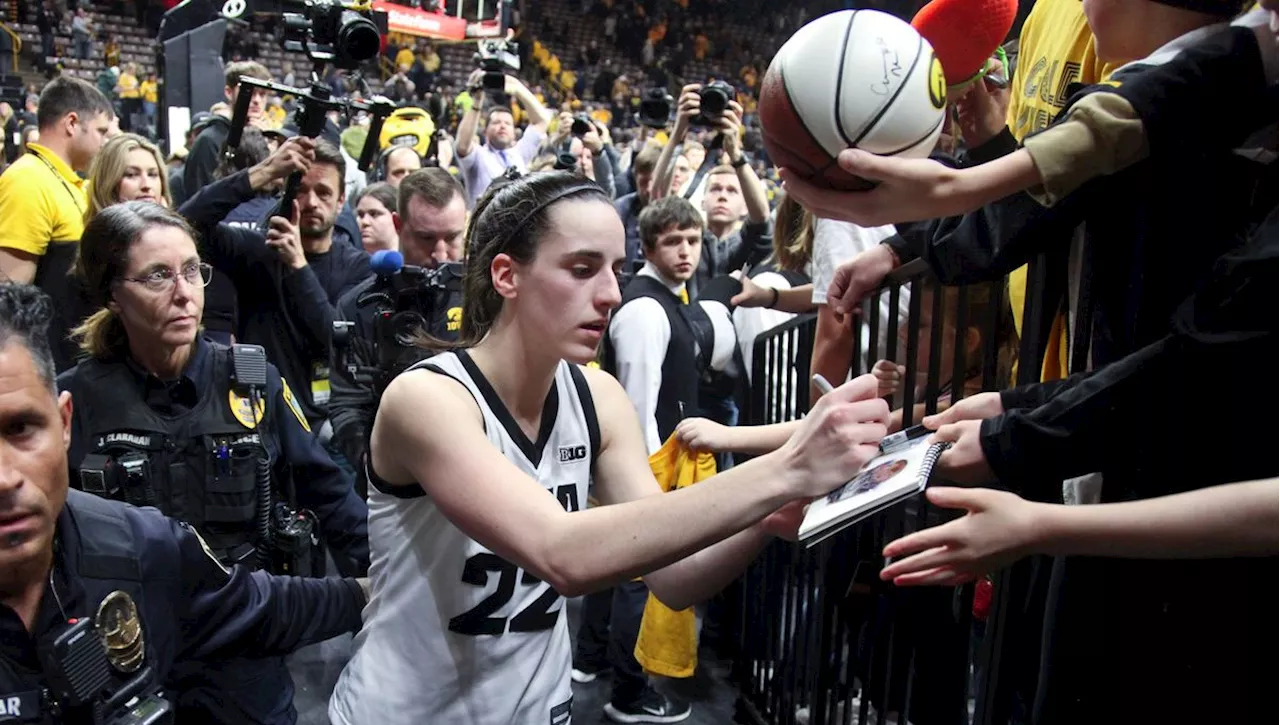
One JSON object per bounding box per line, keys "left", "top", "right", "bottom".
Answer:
{"left": 58, "top": 337, "right": 371, "bottom": 574}
{"left": 330, "top": 351, "right": 598, "bottom": 725}
{"left": 0, "top": 490, "right": 366, "bottom": 725}
{"left": 608, "top": 262, "right": 736, "bottom": 454}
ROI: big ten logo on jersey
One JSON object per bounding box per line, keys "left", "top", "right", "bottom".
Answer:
{"left": 1015, "top": 57, "right": 1083, "bottom": 136}
{"left": 447, "top": 484, "right": 582, "bottom": 637}
{"left": 558, "top": 444, "right": 587, "bottom": 463}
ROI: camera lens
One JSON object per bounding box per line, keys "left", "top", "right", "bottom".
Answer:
{"left": 571, "top": 116, "right": 592, "bottom": 137}
{"left": 699, "top": 85, "right": 729, "bottom": 117}
{"left": 337, "top": 10, "right": 382, "bottom": 64}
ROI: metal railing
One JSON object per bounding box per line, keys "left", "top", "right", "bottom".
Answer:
{"left": 734, "top": 256, "right": 1043, "bottom": 725}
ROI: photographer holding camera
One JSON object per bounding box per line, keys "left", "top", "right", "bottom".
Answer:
{"left": 454, "top": 69, "right": 552, "bottom": 207}
{"left": 549, "top": 111, "right": 617, "bottom": 198}
{"left": 330, "top": 168, "right": 467, "bottom": 499}
{"left": 652, "top": 83, "right": 772, "bottom": 299}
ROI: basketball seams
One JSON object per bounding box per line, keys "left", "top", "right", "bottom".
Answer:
{"left": 772, "top": 63, "right": 831, "bottom": 174}
{"left": 852, "top": 31, "right": 926, "bottom": 147}
{"left": 878, "top": 111, "right": 946, "bottom": 157}
{"left": 832, "top": 9, "right": 860, "bottom": 147}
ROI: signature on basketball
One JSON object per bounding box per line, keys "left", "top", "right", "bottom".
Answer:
{"left": 870, "top": 37, "right": 904, "bottom": 96}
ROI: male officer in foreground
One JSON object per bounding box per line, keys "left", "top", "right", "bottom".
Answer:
{"left": 0, "top": 283, "right": 367, "bottom": 724}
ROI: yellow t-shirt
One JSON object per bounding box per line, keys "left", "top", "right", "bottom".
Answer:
{"left": 140, "top": 79, "right": 158, "bottom": 104}
{"left": 118, "top": 72, "right": 141, "bottom": 100}
{"left": 1003, "top": 0, "right": 1117, "bottom": 381}
{"left": 394, "top": 47, "right": 415, "bottom": 70}
{"left": 0, "top": 144, "right": 87, "bottom": 257}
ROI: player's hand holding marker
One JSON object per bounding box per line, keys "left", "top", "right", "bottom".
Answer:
{"left": 777, "top": 374, "right": 890, "bottom": 500}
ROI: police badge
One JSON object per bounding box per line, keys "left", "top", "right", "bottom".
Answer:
{"left": 94, "top": 590, "right": 145, "bottom": 673}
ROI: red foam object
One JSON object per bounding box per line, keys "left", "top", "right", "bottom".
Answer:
{"left": 912, "top": 0, "right": 1018, "bottom": 86}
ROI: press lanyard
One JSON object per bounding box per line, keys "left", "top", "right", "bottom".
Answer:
{"left": 32, "top": 150, "right": 86, "bottom": 217}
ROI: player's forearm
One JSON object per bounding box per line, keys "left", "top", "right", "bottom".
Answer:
{"left": 1033, "top": 479, "right": 1280, "bottom": 559}
{"left": 643, "top": 525, "right": 771, "bottom": 610}
{"left": 545, "top": 451, "right": 795, "bottom": 598}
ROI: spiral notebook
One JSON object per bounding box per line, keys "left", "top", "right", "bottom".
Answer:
{"left": 798, "top": 432, "right": 950, "bottom": 547}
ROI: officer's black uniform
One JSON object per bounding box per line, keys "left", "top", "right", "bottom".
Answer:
{"left": 0, "top": 489, "right": 364, "bottom": 725}
{"left": 329, "top": 273, "right": 463, "bottom": 498}
{"left": 57, "top": 337, "right": 369, "bottom": 725}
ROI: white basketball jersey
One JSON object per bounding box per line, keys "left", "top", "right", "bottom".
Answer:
{"left": 329, "top": 350, "right": 598, "bottom": 725}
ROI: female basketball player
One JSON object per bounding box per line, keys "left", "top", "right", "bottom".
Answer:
{"left": 329, "top": 171, "right": 892, "bottom": 725}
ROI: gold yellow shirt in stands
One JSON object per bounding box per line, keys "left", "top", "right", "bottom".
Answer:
{"left": 1004, "top": 0, "right": 1117, "bottom": 381}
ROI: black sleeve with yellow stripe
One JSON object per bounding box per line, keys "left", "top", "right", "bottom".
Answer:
{"left": 1023, "top": 23, "right": 1275, "bottom": 206}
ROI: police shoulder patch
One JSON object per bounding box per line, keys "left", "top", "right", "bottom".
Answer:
{"left": 180, "top": 521, "right": 230, "bottom": 578}
{"left": 280, "top": 379, "right": 312, "bottom": 433}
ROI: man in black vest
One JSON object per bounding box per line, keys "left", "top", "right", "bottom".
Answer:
{"left": 578, "top": 195, "right": 737, "bottom": 724}
{"left": 0, "top": 283, "right": 366, "bottom": 725}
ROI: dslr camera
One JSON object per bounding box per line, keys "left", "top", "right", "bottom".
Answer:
{"left": 638, "top": 87, "right": 673, "bottom": 129}
{"left": 279, "top": 0, "right": 387, "bottom": 70}
{"left": 571, "top": 113, "right": 594, "bottom": 137}
{"left": 475, "top": 39, "right": 521, "bottom": 93}
{"left": 693, "top": 80, "right": 735, "bottom": 127}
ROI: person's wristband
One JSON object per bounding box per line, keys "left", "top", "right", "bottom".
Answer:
{"left": 731, "top": 155, "right": 748, "bottom": 168}
{"left": 767, "top": 287, "right": 779, "bottom": 309}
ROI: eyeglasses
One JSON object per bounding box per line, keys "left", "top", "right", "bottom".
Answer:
{"left": 119, "top": 262, "right": 213, "bottom": 293}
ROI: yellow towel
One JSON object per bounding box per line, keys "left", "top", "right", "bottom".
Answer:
{"left": 633, "top": 435, "right": 717, "bottom": 678}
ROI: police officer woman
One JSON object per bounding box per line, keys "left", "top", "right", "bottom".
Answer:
{"left": 0, "top": 282, "right": 367, "bottom": 725}
{"left": 57, "top": 202, "right": 369, "bottom": 725}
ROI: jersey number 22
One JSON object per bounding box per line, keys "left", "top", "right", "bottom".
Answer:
{"left": 449, "top": 483, "right": 581, "bottom": 636}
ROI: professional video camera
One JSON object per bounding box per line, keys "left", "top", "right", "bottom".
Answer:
{"left": 474, "top": 37, "right": 521, "bottom": 93}
{"left": 332, "top": 250, "right": 465, "bottom": 398}
{"left": 40, "top": 591, "right": 171, "bottom": 725}
{"left": 279, "top": 0, "right": 388, "bottom": 70}
{"left": 638, "top": 87, "right": 673, "bottom": 129}
{"left": 472, "top": 0, "right": 519, "bottom": 92}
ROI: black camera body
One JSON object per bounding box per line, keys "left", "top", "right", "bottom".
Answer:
{"left": 39, "top": 617, "right": 172, "bottom": 725}
{"left": 280, "top": 0, "right": 388, "bottom": 70}
{"left": 475, "top": 38, "right": 521, "bottom": 93}
{"left": 638, "top": 87, "right": 673, "bottom": 129}
{"left": 694, "top": 81, "right": 734, "bottom": 127}
{"left": 571, "top": 114, "right": 593, "bottom": 137}
{"left": 333, "top": 261, "right": 465, "bottom": 399}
